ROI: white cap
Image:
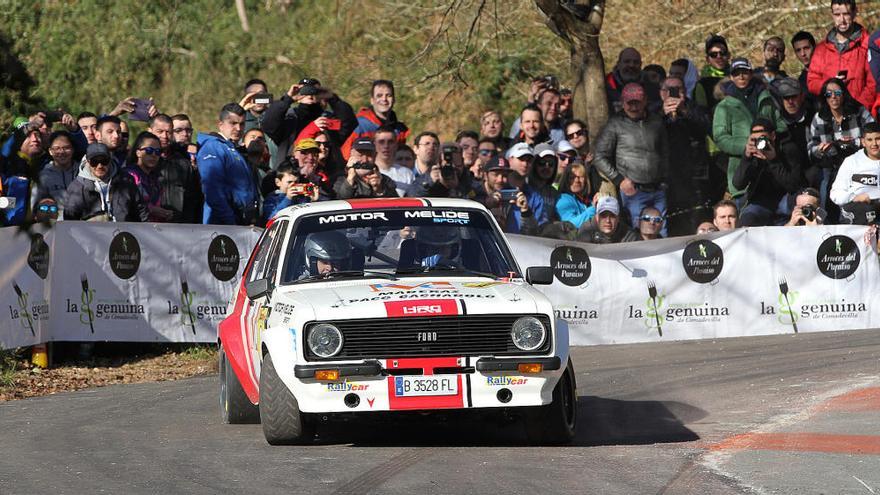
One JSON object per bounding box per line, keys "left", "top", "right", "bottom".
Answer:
{"left": 596, "top": 196, "right": 620, "bottom": 216}
{"left": 505, "top": 142, "right": 534, "bottom": 159}
{"left": 556, "top": 140, "right": 576, "bottom": 154}
{"left": 533, "top": 143, "right": 556, "bottom": 158}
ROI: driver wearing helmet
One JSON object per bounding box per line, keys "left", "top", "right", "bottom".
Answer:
{"left": 416, "top": 226, "right": 462, "bottom": 268}
{"left": 302, "top": 231, "right": 351, "bottom": 277}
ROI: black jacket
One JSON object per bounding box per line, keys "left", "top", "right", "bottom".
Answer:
{"left": 161, "top": 144, "right": 203, "bottom": 223}
{"left": 664, "top": 101, "right": 713, "bottom": 209}
{"left": 732, "top": 135, "right": 805, "bottom": 210}
{"left": 63, "top": 164, "right": 149, "bottom": 222}
{"left": 333, "top": 174, "right": 398, "bottom": 199}
{"left": 261, "top": 96, "right": 324, "bottom": 165}
{"left": 576, "top": 221, "right": 640, "bottom": 244}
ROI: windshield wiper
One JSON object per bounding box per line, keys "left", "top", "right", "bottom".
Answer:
{"left": 396, "top": 265, "right": 501, "bottom": 280}
{"left": 293, "top": 270, "right": 397, "bottom": 284}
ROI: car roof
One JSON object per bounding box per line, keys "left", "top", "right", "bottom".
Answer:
{"left": 273, "top": 198, "right": 492, "bottom": 222}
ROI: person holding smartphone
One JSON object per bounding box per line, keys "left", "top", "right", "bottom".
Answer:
{"left": 807, "top": 0, "right": 875, "bottom": 110}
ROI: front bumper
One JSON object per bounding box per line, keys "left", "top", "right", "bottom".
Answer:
{"left": 286, "top": 356, "right": 565, "bottom": 414}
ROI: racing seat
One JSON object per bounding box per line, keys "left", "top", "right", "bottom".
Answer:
{"left": 397, "top": 239, "right": 419, "bottom": 270}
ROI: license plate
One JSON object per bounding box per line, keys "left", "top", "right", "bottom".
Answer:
{"left": 393, "top": 375, "right": 458, "bottom": 397}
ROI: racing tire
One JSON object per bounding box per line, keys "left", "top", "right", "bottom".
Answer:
{"left": 524, "top": 359, "right": 577, "bottom": 445}
{"left": 219, "top": 344, "right": 260, "bottom": 424}
{"left": 260, "top": 353, "right": 315, "bottom": 445}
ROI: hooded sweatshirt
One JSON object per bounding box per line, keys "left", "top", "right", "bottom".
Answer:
{"left": 63, "top": 161, "right": 148, "bottom": 222}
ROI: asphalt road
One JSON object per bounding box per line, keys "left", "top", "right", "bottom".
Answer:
{"left": 1, "top": 329, "right": 879, "bottom": 495}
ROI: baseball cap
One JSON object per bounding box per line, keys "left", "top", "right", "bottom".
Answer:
{"left": 506, "top": 142, "right": 533, "bottom": 159}
{"left": 705, "top": 34, "right": 728, "bottom": 54}
{"left": 730, "top": 57, "right": 753, "bottom": 73}
{"left": 596, "top": 196, "right": 620, "bottom": 216}
{"left": 773, "top": 77, "right": 802, "bottom": 98}
{"left": 533, "top": 143, "right": 556, "bottom": 158}
{"left": 86, "top": 143, "right": 111, "bottom": 162}
{"left": 621, "top": 83, "right": 646, "bottom": 103}
{"left": 482, "top": 156, "right": 511, "bottom": 174}
{"left": 556, "top": 140, "right": 576, "bottom": 154}
{"left": 294, "top": 138, "right": 319, "bottom": 152}
{"left": 352, "top": 137, "right": 375, "bottom": 153}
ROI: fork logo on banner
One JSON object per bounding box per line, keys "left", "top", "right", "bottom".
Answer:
{"left": 816, "top": 235, "right": 859, "bottom": 279}
{"left": 108, "top": 231, "right": 140, "bottom": 280}
{"left": 207, "top": 235, "right": 240, "bottom": 282}
{"left": 681, "top": 240, "right": 723, "bottom": 283}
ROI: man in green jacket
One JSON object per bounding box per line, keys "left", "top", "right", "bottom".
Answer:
{"left": 712, "top": 57, "right": 787, "bottom": 204}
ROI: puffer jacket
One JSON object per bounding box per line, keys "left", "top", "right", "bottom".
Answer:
{"left": 808, "top": 24, "right": 876, "bottom": 111}
{"left": 196, "top": 132, "right": 260, "bottom": 225}
{"left": 593, "top": 112, "right": 669, "bottom": 186}
{"left": 712, "top": 79, "right": 787, "bottom": 197}
{"left": 63, "top": 162, "right": 148, "bottom": 222}
{"left": 37, "top": 160, "right": 78, "bottom": 206}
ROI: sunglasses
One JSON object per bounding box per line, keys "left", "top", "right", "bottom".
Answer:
{"left": 478, "top": 149, "right": 496, "bottom": 156}
{"left": 38, "top": 204, "right": 59, "bottom": 213}
{"left": 315, "top": 141, "right": 330, "bottom": 147}
{"left": 566, "top": 129, "right": 587, "bottom": 139}
{"left": 90, "top": 158, "right": 110, "bottom": 167}
{"left": 537, "top": 158, "right": 557, "bottom": 167}
{"left": 139, "top": 146, "right": 162, "bottom": 155}
{"left": 558, "top": 154, "right": 573, "bottom": 161}
{"left": 640, "top": 215, "right": 664, "bottom": 224}
{"left": 707, "top": 50, "right": 729, "bottom": 59}
{"left": 824, "top": 90, "right": 843, "bottom": 98}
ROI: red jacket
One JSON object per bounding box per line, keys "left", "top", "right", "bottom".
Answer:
{"left": 807, "top": 26, "right": 877, "bottom": 111}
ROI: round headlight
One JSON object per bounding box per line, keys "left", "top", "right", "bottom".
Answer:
{"left": 510, "top": 316, "right": 546, "bottom": 351}
{"left": 307, "top": 323, "right": 343, "bottom": 358}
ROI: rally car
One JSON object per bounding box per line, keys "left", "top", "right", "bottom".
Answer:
{"left": 218, "top": 198, "right": 576, "bottom": 445}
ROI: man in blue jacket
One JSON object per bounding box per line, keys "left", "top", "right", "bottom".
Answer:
{"left": 197, "top": 103, "right": 260, "bottom": 225}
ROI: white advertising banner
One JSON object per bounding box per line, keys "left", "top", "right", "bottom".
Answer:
{"left": 509, "top": 226, "right": 880, "bottom": 346}
{"left": 2, "top": 223, "right": 877, "bottom": 348}
{"left": 0, "top": 227, "right": 52, "bottom": 349}
{"left": 47, "top": 222, "right": 261, "bottom": 342}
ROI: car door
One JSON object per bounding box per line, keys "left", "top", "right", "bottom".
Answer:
{"left": 244, "top": 220, "right": 289, "bottom": 380}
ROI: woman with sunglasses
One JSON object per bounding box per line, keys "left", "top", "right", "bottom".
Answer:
{"left": 555, "top": 159, "right": 598, "bottom": 229}
{"left": 563, "top": 119, "right": 591, "bottom": 161}
{"left": 125, "top": 131, "right": 175, "bottom": 222}
{"left": 529, "top": 144, "right": 561, "bottom": 221}
{"left": 808, "top": 77, "right": 874, "bottom": 219}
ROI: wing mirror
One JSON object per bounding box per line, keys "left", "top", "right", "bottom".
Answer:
{"left": 525, "top": 266, "right": 554, "bottom": 285}
{"left": 245, "top": 278, "right": 271, "bottom": 300}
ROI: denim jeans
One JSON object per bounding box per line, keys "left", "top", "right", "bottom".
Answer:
{"left": 621, "top": 188, "right": 668, "bottom": 236}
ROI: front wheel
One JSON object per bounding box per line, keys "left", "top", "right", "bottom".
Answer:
{"left": 219, "top": 344, "right": 260, "bottom": 424}
{"left": 260, "top": 353, "right": 315, "bottom": 445}
{"left": 524, "top": 359, "right": 577, "bottom": 445}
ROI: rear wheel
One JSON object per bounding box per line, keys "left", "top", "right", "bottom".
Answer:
{"left": 524, "top": 359, "right": 577, "bottom": 445}
{"left": 219, "top": 344, "right": 260, "bottom": 424}
{"left": 260, "top": 353, "right": 315, "bottom": 445}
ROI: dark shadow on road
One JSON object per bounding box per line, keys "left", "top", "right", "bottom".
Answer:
{"left": 576, "top": 396, "right": 704, "bottom": 446}
{"left": 309, "top": 395, "right": 704, "bottom": 447}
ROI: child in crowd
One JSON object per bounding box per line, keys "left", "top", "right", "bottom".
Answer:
{"left": 261, "top": 160, "right": 320, "bottom": 224}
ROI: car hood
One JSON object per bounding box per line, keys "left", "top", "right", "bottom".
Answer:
{"left": 275, "top": 277, "right": 540, "bottom": 320}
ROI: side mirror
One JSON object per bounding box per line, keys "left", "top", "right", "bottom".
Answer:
{"left": 245, "top": 278, "right": 271, "bottom": 300}
{"left": 525, "top": 266, "right": 554, "bottom": 285}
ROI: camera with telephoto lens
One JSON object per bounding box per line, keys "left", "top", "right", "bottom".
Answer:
{"left": 755, "top": 136, "right": 770, "bottom": 151}
{"left": 835, "top": 139, "right": 858, "bottom": 153}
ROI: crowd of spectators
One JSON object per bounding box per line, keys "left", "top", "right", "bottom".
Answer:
{"left": 4, "top": 0, "right": 880, "bottom": 245}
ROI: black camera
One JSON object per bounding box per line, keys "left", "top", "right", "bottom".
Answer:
{"left": 299, "top": 78, "right": 320, "bottom": 87}
{"left": 44, "top": 110, "right": 64, "bottom": 124}
{"left": 439, "top": 165, "right": 456, "bottom": 180}
{"left": 801, "top": 204, "right": 816, "bottom": 221}
{"left": 836, "top": 139, "right": 858, "bottom": 153}
{"left": 353, "top": 162, "right": 376, "bottom": 171}
{"left": 441, "top": 144, "right": 459, "bottom": 166}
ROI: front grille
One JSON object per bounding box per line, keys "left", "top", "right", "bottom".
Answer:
{"left": 304, "top": 314, "right": 552, "bottom": 361}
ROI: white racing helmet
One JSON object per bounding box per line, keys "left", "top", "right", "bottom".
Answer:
{"left": 304, "top": 231, "right": 351, "bottom": 275}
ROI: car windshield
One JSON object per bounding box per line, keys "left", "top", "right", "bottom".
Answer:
{"left": 281, "top": 208, "right": 519, "bottom": 284}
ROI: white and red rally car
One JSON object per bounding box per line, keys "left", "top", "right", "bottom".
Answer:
{"left": 218, "top": 198, "right": 576, "bottom": 444}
